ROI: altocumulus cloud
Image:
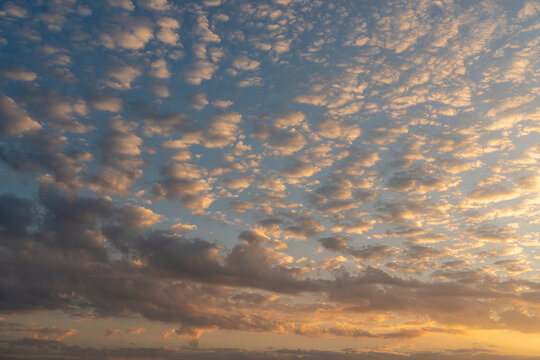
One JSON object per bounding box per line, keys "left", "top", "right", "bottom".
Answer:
{"left": 0, "top": 0, "right": 539, "bottom": 357}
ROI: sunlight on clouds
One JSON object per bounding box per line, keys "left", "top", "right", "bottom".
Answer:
{"left": 0, "top": 0, "right": 539, "bottom": 358}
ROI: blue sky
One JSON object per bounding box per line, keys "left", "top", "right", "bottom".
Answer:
{"left": 1, "top": 0, "right": 540, "bottom": 358}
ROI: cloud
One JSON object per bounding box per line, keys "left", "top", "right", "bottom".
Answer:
{"left": 236, "top": 76, "right": 263, "bottom": 87}
{"left": 81, "top": 116, "right": 144, "bottom": 194}
{"left": 13, "top": 85, "right": 90, "bottom": 133}
{"left": 170, "top": 222, "right": 198, "bottom": 233}
{"left": 0, "top": 321, "right": 77, "bottom": 341}
{"left": 194, "top": 12, "right": 220, "bottom": 43}
{"left": 104, "top": 59, "right": 141, "bottom": 89}
{"left": 229, "top": 200, "right": 254, "bottom": 214}
{"left": 282, "top": 161, "right": 320, "bottom": 179}
{"left": 102, "top": 116, "right": 142, "bottom": 157}
{"left": 295, "top": 93, "right": 328, "bottom": 106}
{"left": 107, "top": 0, "right": 135, "bottom": 11}
{"left": 203, "top": 111, "right": 242, "bottom": 148}
{"left": 315, "top": 178, "right": 353, "bottom": 201}
{"left": 285, "top": 217, "right": 324, "bottom": 239}
{"left": 264, "top": 130, "right": 307, "bottom": 156}
{"left": 318, "top": 236, "right": 349, "bottom": 251}
{"left": 467, "top": 186, "right": 522, "bottom": 204}
{"left": 100, "top": 16, "right": 153, "bottom": 50}
{"left": 0, "top": 2, "right": 27, "bottom": 18}
{"left": 0, "top": 132, "right": 91, "bottom": 190}
{"left": 153, "top": 160, "right": 214, "bottom": 211}
{"left": 3, "top": 339, "right": 539, "bottom": 360}
{"left": 185, "top": 59, "right": 218, "bottom": 85}
{"left": 222, "top": 174, "right": 255, "bottom": 190}
{"left": 233, "top": 56, "right": 260, "bottom": 71}
{"left": 0, "top": 94, "right": 41, "bottom": 136}
{"left": 133, "top": 104, "right": 192, "bottom": 136}
{"left": 518, "top": 1, "right": 540, "bottom": 20}
{"left": 338, "top": 244, "right": 398, "bottom": 262}
{"left": 91, "top": 94, "right": 124, "bottom": 113}
{"left": 188, "top": 92, "right": 209, "bottom": 110}
{"left": 332, "top": 218, "right": 374, "bottom": 235}
{"left": 2, "top": 67, "right": 37, "bottom": 82}
{"left": 138, "top": 0, "right": 170, "bottom": 11}
{"left": 105, "top": 327, "right": 146, "bottom": 338}
{"left": 157, "top": 17, "right": 180, "bottom": 45}
{"left": 149, "top": 59, "right": 170, "bottom": 79}
{"left": 318, "top": 118, "right": 361, "bottom": 142}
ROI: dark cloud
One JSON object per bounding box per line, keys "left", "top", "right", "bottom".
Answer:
{"left": 2, "top": 338, "right": 539, "bottom": 360}
{"left": 318, "top": 236, "right": 349, "bottom": 251}
{"left": 1, "top": 188, "right": 540, "bottom": 337}
{"left": 13, "top": 84, "right": 90, "bottom": 133}
{"left": 129, "top": 101, "right": 193, "bottom": 136}
{"left": 0, "top": 193, "right": 35, "bottom": 238}
{"left": 347, "top": 245, "right": 397, "bottom": 261}
{"left": 0, "top": 93, "right": 41, "bottom": 136}
{"left": 0, "top": 131, "right": 90, "bottom": 190}
{"left": 285, "top": 217, "right": 324, "bottom": 239}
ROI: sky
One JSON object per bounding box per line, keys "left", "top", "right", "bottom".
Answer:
{"left": 0, "top": 0, "right": 539, "bottom": 359}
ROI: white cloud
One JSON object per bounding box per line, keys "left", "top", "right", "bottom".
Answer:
{"left": 274, "top": 111, "right": 305, "bottom": 129}
{"left": 204, "top": 111, "right": 242, "bottom": 148}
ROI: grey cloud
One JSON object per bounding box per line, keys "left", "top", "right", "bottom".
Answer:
{"left": 265, "top": 130, "right": 307, "bottom": 155}
{"left": 348, "top": 245, "right": 397, "bottom": 261}
{"left": 188, "top": 92, "right": 209, "bottom": 110}
{"left": 99, "top": 14, "right": 154, "bottom": 50}
{"left": 0, "top": 93, "right": 41, "bottom": 136}
{"left": 0, "top": 194, "right": 35, "bottom": 240}
{"left": 5, "top": 338, "right": 539, "bottom": 360}
{"left": 258, "top": 217, "right": 283, "bottom": 230}
{"left": 405, "top": 244, "right": 448, "bottom": 260}
{"left": 13, "top": 84, "right": 90, "bottom": 133}
{"left": 83, "top": 116, "right": 144, "bottom": 194}
{"left": 318, "top": 236, "right": 349, "bottom": 251}
{"left": 319, "top": 237, "right": 396, "bottom": 262}
{"left": 285, "top": 217, "right": 324, "bottom": 239}
{"left": 0, "top": 131, "right": 91, "bottom": 190}
{"left": 229, "top": 200, "right": 254, "bottom": 213}
{"left": 282, "top": 160, "right": 320, "bottom": 179}
{"left": 0, "top": 190, "right": 321, "bottom": 318}
{"left": 102, "top": 56, "right": 141, "bottom": 89}
{"left": 315, "top": 178, "right": 353, "bottom": 201}
{"left": 2, "top": 189, "right": 540, "bottom": 338}
{"left": 1, "top": 2, "right": 28, "bottom": 18}
{"left": 90, "top": 92, "right": 124, "bottom": 113}
{"left": 152, "top": 159, "right": 213, "bottom": 211}
{"left": 0, "top": 320, "right": 77, "bottom": 341}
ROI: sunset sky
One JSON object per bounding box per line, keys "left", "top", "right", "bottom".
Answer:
{"left": 1, "top": 0, "right": 540, "bottom": 359}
